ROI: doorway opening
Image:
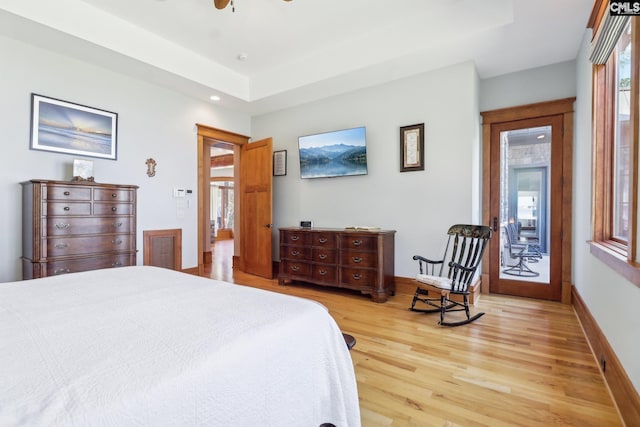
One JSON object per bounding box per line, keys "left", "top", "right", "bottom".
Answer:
{"left": 196, "top": 124, "right": 249, "bottom": 277}
{"left": 209, "top": 143, "right": 235, "bottom": 279}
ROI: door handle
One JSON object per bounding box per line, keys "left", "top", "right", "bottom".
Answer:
{"left": 493, "top": 217, "right": 498, "bottom": 232}
{"left": 265, "top": 223, "right": 273, "bottom": 228}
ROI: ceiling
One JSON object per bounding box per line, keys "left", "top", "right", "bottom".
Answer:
{"left": 0, "top": 0, "right": 593, "bottom": 115}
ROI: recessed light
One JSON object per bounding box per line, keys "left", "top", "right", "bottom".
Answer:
{"left": 210, "top": 95, "right": 221, "bottom": 101}
{"left": 537, "top": 134, "right": 545, "bottom": 139}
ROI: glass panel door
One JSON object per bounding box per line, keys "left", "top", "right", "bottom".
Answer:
{"left": 499, "top": 127, "right": 550, "bottom": 283}
{"left": 489, "top": 115, "right": 563, "bottom": 301}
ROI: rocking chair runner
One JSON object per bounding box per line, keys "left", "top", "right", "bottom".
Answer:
{"left": 409, "top": 224, "right": 492, "bottom": 326}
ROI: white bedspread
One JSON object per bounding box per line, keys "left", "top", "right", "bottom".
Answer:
{"left": 0, "top": 266, "right": 360, "bottom": 426}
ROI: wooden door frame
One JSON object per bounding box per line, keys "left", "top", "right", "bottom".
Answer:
{"left": 481, "top": 98, "right": 575, "bottom": 304}
{"left": 196, "top": 124, "right": 249, "bottom": 276}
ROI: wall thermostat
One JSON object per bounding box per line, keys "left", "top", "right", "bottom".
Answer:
{"left": 300, "top": 221, "right": 313, "bottom": 228}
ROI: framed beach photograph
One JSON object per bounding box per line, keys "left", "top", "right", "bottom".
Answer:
{"left": 400, "top": 123, "right": 424, "bottom": 172}
{"left": 30, "top": 94, "right": 118, "bottom": 160}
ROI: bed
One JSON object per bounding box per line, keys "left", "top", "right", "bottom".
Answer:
{"left": 0, "top": 266, "right": 360, "bottom": 426}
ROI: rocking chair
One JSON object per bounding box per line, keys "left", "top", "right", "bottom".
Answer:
{"left": 409, "top": 224, "right": 492, "bottom": 326}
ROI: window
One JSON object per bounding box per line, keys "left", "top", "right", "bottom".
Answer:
{"left": 613, "top": 22, "right": 632, "bottom": 243}
{"left": 590, "top": 11, "right": 640, "bottom": 286}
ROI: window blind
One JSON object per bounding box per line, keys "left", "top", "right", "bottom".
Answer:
{"left": 590, "top": 14, "right": 630, "bottom": 64}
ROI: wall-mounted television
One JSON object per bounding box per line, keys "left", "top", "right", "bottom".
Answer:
{"left": 298, "top": 126, "right": 368, "bottom": 179}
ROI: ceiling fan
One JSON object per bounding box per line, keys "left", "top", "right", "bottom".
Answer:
{"left": 214, "top": 0, "right": 292, "bottom": 12}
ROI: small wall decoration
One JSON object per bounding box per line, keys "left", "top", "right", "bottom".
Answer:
{"left": 400, "top": 123, "right": 425, "bottom": 172}
{"left": 72, "top": 159, "right": 95, "bottom": 181}
{"left": 273, "top": 150, "right": 287, "bottom": 176}
{"left": 30, "top": 93, "right": 118, "bottom": 160}
{"left": 146, "top": 158, "right": 157, "bottom": 177}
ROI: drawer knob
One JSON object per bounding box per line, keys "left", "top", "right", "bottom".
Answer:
{"left": 112, "top": 239, "right": 123, "bottom": 245}
{"left": 55, "top": 243, "right": 69, "bottom": 249}
{"left": 352, "top": 273, "right": 362, "bottom": 280}
{"left": 112, "top": 221, "right": 123, "bottom": 227}
{"left": 352, "top": 256, "right": 363, "bottom": 263}
{"left": 54, "top": 268, "right": 70, "bottom": 275}
{"left": 319, "top": 237, "right": 328, "bottom": 243}
{"left": 319, "top": 253, "right": 327, "bottom": 260}
{"left": 290, "top": 235, "right": 299, "bottom": 241}
{"left": 111, "top": 193, "right": 118, "bottom": 198}
{"left": 291, "top": 250, "right": 300, "bottom": 256}
{"left": 55, "top": 223, "right": 70, "bottom": 229}
{"left": 319, "top": 269, "right": 327, "bottom": 276}
{"left": 111, "top": 207, "right": 117, "bottom": 212}
{"left": 63, "top": 191, "right": 70, "bottom": 196}
{"left": 352, "top": 240, "right": 362, "bottom": 246}
{"left": 63, "top": 206, "right": 70, "bottom": 211}
{"left": 291, "top": 265, "right": 299, "bottom": 272}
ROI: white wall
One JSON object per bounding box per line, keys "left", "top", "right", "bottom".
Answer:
{"left": 252, "top": 61, "right": 480, "bottom": 278}
{"left": 0, "top": 35, "right": 250, "bottom": 282}
{"left": 573, "top": 31, "right": 640, "bottom": 392}
{"left": 480, "top": 60, "right": 577, "bottom": 112}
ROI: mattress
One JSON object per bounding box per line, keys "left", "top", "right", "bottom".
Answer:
{"left": 0, "top": 266, "right": 360, "bottom": 426}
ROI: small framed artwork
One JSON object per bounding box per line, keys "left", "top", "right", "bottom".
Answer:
{"left": 273, "top": 150, "right": 287, "bottom": 176}
{"left": 400, "top": 123, "right": 424, "bottom": 172}
{"left": 30, "top": 93, "right": 118, "bottom": 160}
{"left": 72, "top": 159, "right": 94, "bottom": 181}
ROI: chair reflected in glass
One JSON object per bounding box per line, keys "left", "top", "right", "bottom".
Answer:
{"left": 409, "top": 224, "right": 492, "bottom": 326}
{"left": 502, "top": 222, "right": 542, "bottom": 277}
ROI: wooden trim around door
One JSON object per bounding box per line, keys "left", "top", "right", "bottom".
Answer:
{"left": 481, "top": 97, "right": 575, "bottom": 303}
{"left": 196, "top": 124, "right": 249, "bottom": 276}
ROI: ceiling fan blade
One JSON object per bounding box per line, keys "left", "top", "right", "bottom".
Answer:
{"left": 213, "top": 0, "right": 231, "bottom": 9}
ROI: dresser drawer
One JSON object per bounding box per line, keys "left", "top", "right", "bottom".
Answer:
{"left": 94, "top": 188, "right": 134, "bottom": 202}
{"left": 281, "top": 230, "right": 311, "bottom": 246}
{"left": 46, "top": 186, "right": 92, "bottom": 201}
{"left": 46, "top": 217, "right": 134, "bottom": 236}
{"left": 312, "top": 232, "right": 336, "bottom": 247}
{"left": 46, "top": 253, "right": 135, "bottom": 276}
{"left": 341, "top": 267, "right": 377, "bottom": 287}
{"left": 281, "top": 260, "right": 312, "bottom": 277}
{"left": 311, "top": 247, "right": 336, "bottom": 264}
{"left": 47, "top": 202, "right": 92, "bottom": 216}
{"left": 281, "top": 245, "right": 310, "bottom": 261}
{"left": 312, "top": 265, "right": 337, "bottom": 283}
{"left": 341, "top": 251, "right": 377, "bottom": 268}
{"left": 340, "top": 234, "right": 377, "bottom": 250}
{"left": 93, "top": 203, "right": 133, "bottom": 216}
{"left": 47, "top": 234, "right": 134, "bottom": 257}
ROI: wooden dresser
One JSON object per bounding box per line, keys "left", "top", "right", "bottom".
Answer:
{"left": 22, "top": 179, "right": 138, "bottom": 279}
{"left": 278, "top": 227, "right": 396, "bottom": 303}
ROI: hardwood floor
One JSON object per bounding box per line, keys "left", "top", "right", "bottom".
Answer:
{"left": 203, "top": 240, "right": 622, "bottom": 426}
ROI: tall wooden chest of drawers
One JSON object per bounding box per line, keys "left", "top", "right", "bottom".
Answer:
{"left": 21, "top": 179, "right": 138, "bottom": 279}
{"left": 278, "top": 227, "right": 396, "bottom": 303}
